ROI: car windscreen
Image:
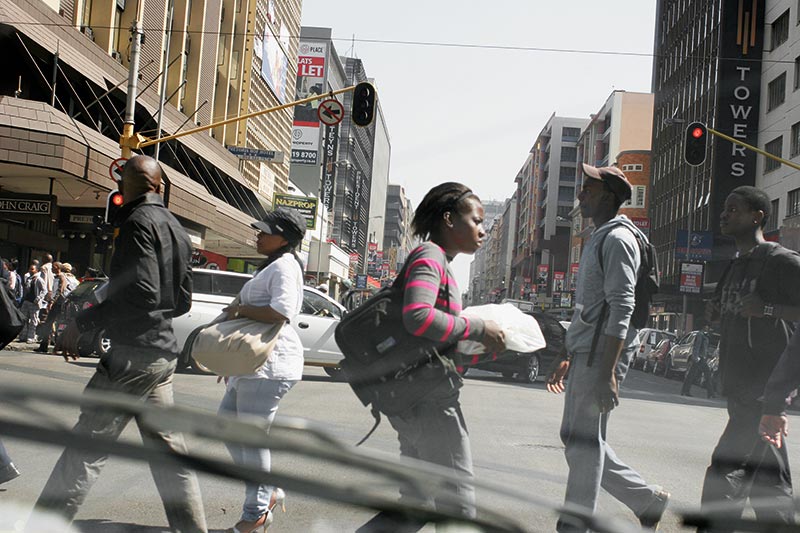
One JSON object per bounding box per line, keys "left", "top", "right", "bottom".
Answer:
{"left": 193, "top": 271, "right": 249, "bottom": 297}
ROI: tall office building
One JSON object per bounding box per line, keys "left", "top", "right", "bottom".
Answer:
{"left": 383, "top": 183, "right": 413, "bottom": 272}
{"left": 651, "top": 0, "right": 766, "bottom": 326}
{"left": 0, "top": 0, "right": 300, "bottom": 272}
{"left": 571, "top": 91, "right": 654, "bottom": 269}
{"left": 330, "top": 57, "right": 378, "bottom": 271}
{"left": 510, "top": 114, "right": 588, "bottom": 306}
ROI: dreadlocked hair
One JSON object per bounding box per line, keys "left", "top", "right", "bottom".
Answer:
{"left": 412, "top": 182, "right": 480, "bottom": 239}
{"left": 256, "top": 242, "right": 305, "bottom": 273}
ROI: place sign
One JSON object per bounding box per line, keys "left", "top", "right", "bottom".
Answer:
{"left": 227, "top": 146, "right": 285, "bottom": 163}
{"left": 0, "top": 196, "right": 51, "bottom": 215}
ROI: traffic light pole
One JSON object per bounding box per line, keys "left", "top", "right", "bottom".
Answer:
{"left": 707, "top": 127, "right": 800, "bottom": 172}
{"left": 120, "top": 86, "right": 358, "bottom": 152}
{"left": 121, "top": 3, "right": 146, "bottom": 160}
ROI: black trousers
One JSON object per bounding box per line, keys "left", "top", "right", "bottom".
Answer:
{"left": 682, "top": 358, "right": 713, "bottom": 397}
{"left": 700, "top": 397, "right": 794, "bottom": 532}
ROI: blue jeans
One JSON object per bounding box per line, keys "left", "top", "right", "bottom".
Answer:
{"left": 557, "top": 351, "right": 659, "bottom": 533}
{"left": 218, "top": 378, "right": 296, "bottom": 522}
{"left": 33, "top": 345, "right": 207, "bottom": 532}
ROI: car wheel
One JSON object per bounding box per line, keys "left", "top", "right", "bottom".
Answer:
{"left": 323, "top": 366, "right": 347, "bottom": 381}
{"left": 94, "top": 330, "right": 111, "bottom": 356}
{"left": 77, "top": 333, "right": 95, "bottom": 358}
{"left": 517, "top": 354, "right": 540, "bottom": 383}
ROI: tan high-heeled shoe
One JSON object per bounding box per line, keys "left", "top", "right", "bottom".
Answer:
{"left": 226, "top": 510, "right": 272, "bottom": 533}
{"left": 226, "top": 488, "right": 286, "bottom": 533}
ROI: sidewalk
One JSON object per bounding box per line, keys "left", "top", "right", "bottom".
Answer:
{"left": 3, "top": 340, "right": 43, "bottom": 353}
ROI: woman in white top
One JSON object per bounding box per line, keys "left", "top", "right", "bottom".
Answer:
{"left": 218, "top": 208, "right": 306, "bottom": 533}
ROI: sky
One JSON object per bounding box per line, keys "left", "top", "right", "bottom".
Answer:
{"left": 300, "top": 0, "right": 658, "bottom": 290}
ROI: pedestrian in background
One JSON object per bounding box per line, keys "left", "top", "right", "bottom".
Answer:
{"left": 17, "top": 263, "right": 45, "bottom": 343}
{"left": 546, "top": 164, "right": 669, "bottom": 533}
{"left": 217, "top": 207, "right": 307, "bottom": 533}
{"left": 681, "top": 324, "right": 713, "bottom": 398}
{"left": 700, "top": 186, "right": 800, "bottom": 531}
{"left": 32, "top": 155, "right": 207, "bottom": 532}
{"left": 359, "top": 182, "right": 506, "bottom": 532}
{"left": 36, "top": 262, "right": 78, "bottom": 353}
{"left": 39, "top": 253, "right": 54, "bottom": 304}
{"left": 8, "top": 259, "right": 22, "bottom": 307}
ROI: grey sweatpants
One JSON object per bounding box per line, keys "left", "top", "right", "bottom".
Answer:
{"left": 388, "top": 379, "right": 475, "bottom": 518}
{"left": 32, "top": 345, "right": 207, "bottom": 532}
{"left": 557, "top": 352, "right": 659, "bottom": 533}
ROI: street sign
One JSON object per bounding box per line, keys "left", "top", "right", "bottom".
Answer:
{"left": 109, "top": 157, "right": 128, "bottom": 182}
{"left": 317, "top": 99, "right": 344, "bottom": 126}
{"left": 679, "top": 262, "right": 704, "bottom": 294}
{"left": 227, "top": 146, "right": 285, "bottom": 163}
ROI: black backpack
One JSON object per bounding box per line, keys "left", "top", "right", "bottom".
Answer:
{"left": 588, "top": 224, "right": 660, "bottom": 364}
{"left": 335, "top": 252, "right": 457, "bottom": 444}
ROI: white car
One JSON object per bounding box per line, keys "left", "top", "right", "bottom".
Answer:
{"left": 174, "top": 269, "right": 346, "bottom": 377}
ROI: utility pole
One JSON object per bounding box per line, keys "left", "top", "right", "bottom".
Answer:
{"left": 120, "top": 2, "right": 146, "bottom": 160}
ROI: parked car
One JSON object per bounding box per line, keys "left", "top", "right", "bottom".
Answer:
{"left": 459, "top": 311, "right": 566, "bottom": 383}
{"left": 173, "top": 269, "right": 347, "bottom": 376}
{"left": 56, "top": 269, "right": 348, "bottom": 376}
{"left": 662, "top": 330, "right": 720, "bottom": 379}
{"left": 631, "top": 329, "right": 676, "bottom": 370}
{"left": 55, "top": 277, "right": 111, "bottom": 357}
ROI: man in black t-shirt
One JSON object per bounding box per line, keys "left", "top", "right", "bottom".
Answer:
{"left": 701, "top": 186, "right": 800, "bottom": 531}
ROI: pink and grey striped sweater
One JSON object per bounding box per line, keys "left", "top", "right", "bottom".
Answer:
{"left": 401, "top": 242, "right": 485, "bottom": 345}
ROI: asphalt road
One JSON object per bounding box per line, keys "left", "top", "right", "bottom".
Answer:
{"left": 0, "top": 347, "right": 795, "bottom": 532}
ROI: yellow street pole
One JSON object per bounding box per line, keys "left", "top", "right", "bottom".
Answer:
{"left": 134, "top": 86, "right": 356, "bottom": 150}
{"left": 707, "top": 127, "right": 800, "bottom": 172}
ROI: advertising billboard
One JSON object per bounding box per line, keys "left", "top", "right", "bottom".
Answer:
{"left": 260, "top": 23, "right": 290, "bottom": 104}
{"left": 675, "top": 230, "right": 714, "bottom": 261}
{"left": 291, "top": 41, "right": 327, "bottom": 165}
{"left": 273, "top": 194, "right": 318, "bottom": 230}
{"left": 536, "top": 264, "right": 549, "bottom": 292}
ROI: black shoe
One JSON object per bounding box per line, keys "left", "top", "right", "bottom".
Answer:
{"left": 640, "top": 489, "right": 669, "bottom": 530}
{"left": 0, "top": 463, "right": 20, "bottom": 485}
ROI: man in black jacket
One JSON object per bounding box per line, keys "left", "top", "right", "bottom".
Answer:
{"left": 33, "top": 156, "right": 207, "bottom": 532}
{"left": 701, "top": 186, "right": 800, "bottom": 531}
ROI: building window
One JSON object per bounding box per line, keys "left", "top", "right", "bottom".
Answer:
{"left": 562, "top": 127, "right": 581, "bottom": 139}
{"left": 623, "top": 186, "right": 647, "bottom": 209}
{"left": 792, "top": 122, "right": 800, "bottom": 158}
{"left": 789, "top": 188, "right": 800, "bottom": 217}
{"left": 768, "top": 72, "right": 786, "bottom": 111}
{"left": 559, "top": 166, "right": 575, "bottom": 179}
{"left": 621, "top": 163, "right": 643, "bottom": 172}
{"left": 772, "top": 9, "right": 790, "bottom": 50}
{"left": 561, "top": 146, "right": 577, "bottom": 161}
{"left": 558, "top": 186, "right": 574, "bottom": 202}
{"left": 765, "top": 137, "right": 783, "bottom": 173}
{"left": 795, "top": 56, "right": 800, "bottom": 90}
{"left": 766, "top": 199, "right": 780, "bottom": 232}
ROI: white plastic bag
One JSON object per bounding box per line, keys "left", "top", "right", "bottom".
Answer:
{"left": 457, "top": 303, "right": 546, "bottom": 355}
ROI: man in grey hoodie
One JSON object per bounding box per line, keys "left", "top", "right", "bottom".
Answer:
{"left": 546, "top": 164, "right": 669, "bottom": 532}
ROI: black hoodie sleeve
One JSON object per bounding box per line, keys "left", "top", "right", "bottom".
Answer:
{"left": 763, "top": 325, "right": 800, "bottom": 415}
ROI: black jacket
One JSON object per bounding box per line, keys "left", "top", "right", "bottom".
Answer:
{"left": 78, "top": 193, "right": 192, "bottom": 354}
{"left": 716, "top": 242, "right": 800, "bottom": 401}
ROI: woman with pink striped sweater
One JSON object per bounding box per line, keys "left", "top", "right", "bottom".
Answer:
{"left": 388, "top": 182, "right": 506, "bottom": 520}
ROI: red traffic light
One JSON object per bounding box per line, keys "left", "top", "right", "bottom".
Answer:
{"left": 692, "top": 127, "right": 704, "bottom": 139}
{"left": 111, "top": 192, "right": 123, "bottom": 206}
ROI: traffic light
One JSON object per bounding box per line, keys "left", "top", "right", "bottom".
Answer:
{"left": 684, "top": 122, "right": 708, "bottom": 166}
{"left": 105, "top": 190, "right": 124, "bottom": 224}
{"left": 351, "top": 82, "right": 376, "bottom": 127}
